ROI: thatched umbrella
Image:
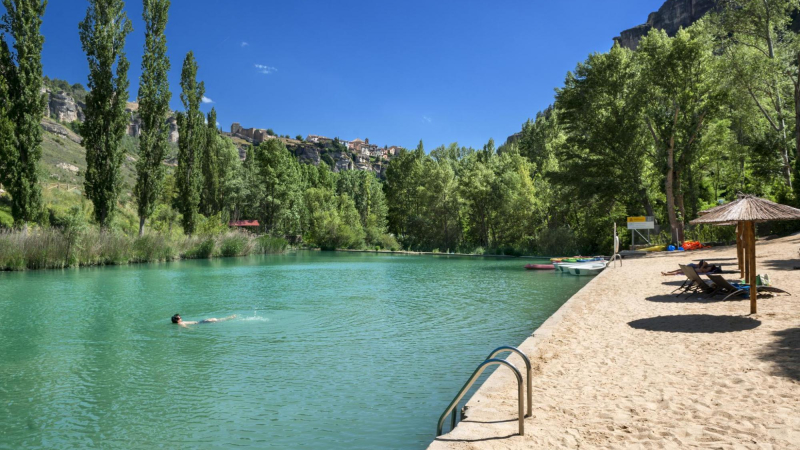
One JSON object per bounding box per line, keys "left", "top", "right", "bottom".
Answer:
{"left": 697, "top": 204, "right": 742, "bottom": 275}
{"left": 691, "top": 194, "right": 800, "bottom": 314}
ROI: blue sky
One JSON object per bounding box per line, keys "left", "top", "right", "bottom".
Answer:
{"left": 39, "top": 0, "right": 663, "bottom": 150}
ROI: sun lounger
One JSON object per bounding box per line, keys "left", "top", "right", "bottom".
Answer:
{"left": 706, "top": 274, "right": 792, "bottom": 301}
{"left": 675, "top": 264, "right": 717, "bottom": 298}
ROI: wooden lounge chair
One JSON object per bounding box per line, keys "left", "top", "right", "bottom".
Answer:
{"left": 706, "top": 274, "right": 792, "bottom": 301}
{"left": 676, "top": 264, "right": 717, "bottom": 298}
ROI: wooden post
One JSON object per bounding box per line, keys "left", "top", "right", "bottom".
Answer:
{"left": 749, "top": 221, "right": 757, "bottom": 314}
{"left": 736, "top": 222, "right": 744, "bottom": 278}
{"left": 742, "top": 222, "right": 750, "bottom": 287}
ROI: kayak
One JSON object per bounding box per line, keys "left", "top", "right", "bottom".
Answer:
{"left": 525, "top": 264, "right": 555, "bottom": 270}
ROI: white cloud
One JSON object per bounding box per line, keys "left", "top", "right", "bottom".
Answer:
{"left": 216, "top": 121, "right": 220, "bottom": 128}
{"left": 202, "top": 96, "right": 213, "bottom": 104}
{"left": 241, "top": 41, "right": 249, "bottom": 47}
{"left": 422, "top": 115, "right": 432, "bottom": 123}
{"left": 255, "top": 64, "right": 277, "bottom": 75}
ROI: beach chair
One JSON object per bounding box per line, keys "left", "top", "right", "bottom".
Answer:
{"left": 676, "top": 264, "right": 717, "bottom": 298}
{"left": 706, "top": 274, "right": 792, "bottom": 301}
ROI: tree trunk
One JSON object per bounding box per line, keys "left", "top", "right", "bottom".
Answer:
{"left": 665, "top": 146, "right": 681, "bottom": 245}
{"left": 675, "top": 171, "right": 687, "bottom": 242}
{"left": 139, "top": 216, "right": 145, "bottom": 237}
{"left": 795, "top": 55, "right": 800, "bottom": 167}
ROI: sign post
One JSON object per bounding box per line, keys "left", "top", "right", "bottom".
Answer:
{"left": 627, "top": 216, "right": 655, "bottom": 249}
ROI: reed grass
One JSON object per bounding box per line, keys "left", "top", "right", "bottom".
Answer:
{"left": 0, "top": 228, "right": 288, "bottom": 271}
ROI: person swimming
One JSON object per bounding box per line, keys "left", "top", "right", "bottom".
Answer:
{"left": 171, "top": 313, "right": 236, "bottom": 327}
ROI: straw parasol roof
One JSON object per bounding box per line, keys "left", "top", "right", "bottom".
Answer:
{"left": 690, "top": 194, "right": 800, "bottom": 315}
{"left": 698, "top": 201, "right": 730, "bottom": 216}
{"left": 690, "top": 195, "right": 800, "bottom": 225}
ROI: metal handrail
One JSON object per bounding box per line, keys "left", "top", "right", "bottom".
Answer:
{"left": 486, "top": 346, "right": 532, "bottom": 418}
{"left": 436, "top": 358, "right": 524, "bottom": 437}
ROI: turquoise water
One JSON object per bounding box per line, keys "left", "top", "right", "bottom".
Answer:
{"left": 0, "top": 252, "right": 589, "bottom": 449}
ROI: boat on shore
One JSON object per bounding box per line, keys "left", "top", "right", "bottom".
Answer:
{"left": 556, "top": 261, "right": 607, "bottom": 276}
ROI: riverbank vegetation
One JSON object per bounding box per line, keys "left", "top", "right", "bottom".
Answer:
{"left": 0, "top": 224, "right": 287, "bottom": 271}
{"left": 3, "top": 0, "right": 800, "bottom": 265}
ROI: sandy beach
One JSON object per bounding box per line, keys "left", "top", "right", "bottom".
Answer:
{"left": 428, "top": 234, "right": 800, "bottom": 449}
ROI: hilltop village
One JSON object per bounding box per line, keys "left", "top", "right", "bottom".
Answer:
{"left": 38, "top": 76, "right": 401, "bottom": 178}
{"left": 227, "top": 123, "right": 401, "bottom": 176}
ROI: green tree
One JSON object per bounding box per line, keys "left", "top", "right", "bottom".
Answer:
{"left": 134, "top": 0, "right": 171, "bottom": 236}
{"left": 636, "top": 26, "right": 720, "bottom": 243}
{"left": 79, "top": 0, "right": 133, "bottom": 227}
{"left": 416, "top": 154, "right": 462, "bottom": 251}
{"left": 554, "top": 44, "right": 655, "bottom": 217}
{"left": 200, "top": 107, "right": 220, "bottom": 216}
{"left": 714, "top": 0, "right": 800, "bottom": 188}
{"left": 0, "top": 36, "right": 14, "bottom": 193}
{"left": 335, "top": 170, "right": 389, "bottom": 246}
{"left": 384, "top": 141, "right": 424, "bottom": 245}
{"left": 253, "top": 139, "right": 302, "bottom": 235}
{"left": 175, "top": 51, "right": 205, "bottom": 234}
{"left": 1, "top": 0, "right": 47, "bottom": 227}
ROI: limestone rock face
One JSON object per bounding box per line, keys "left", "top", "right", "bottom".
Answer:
{"left": 47, "top": 91, "right": 81, "bottom": 123}
{"left": 167, "top": 116, "right": 179, "bottom": 143}
{"left": 615, "top": 0, "right": 718, "bottom": 49}
{"left": 332, "top": 152, "right": 354, "bottom": 172}
{"left": 40, "top": 119, "right": 82, "bottom": 144}
{"left": 292, "top": 143, "right": 321, "bottom": 166}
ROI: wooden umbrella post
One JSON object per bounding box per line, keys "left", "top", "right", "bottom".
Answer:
{"left": 748, "top": 221, "right": 757, "bottom": 315}
{"left": 736, "top": 222, "right": 744, "bottom": 278}
{"left": 743, "top": 224, "right": 748, "bottom": 294}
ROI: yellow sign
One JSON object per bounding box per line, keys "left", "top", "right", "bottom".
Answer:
{"left": 627, "top": 216, "right": 646, "bottom": 223}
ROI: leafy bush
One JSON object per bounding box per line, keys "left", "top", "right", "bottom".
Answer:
{"left": 186, "top": 238, "right": 216, "bottom": 259}
{"left": 534, "top": 227, "right": 579, "bottom": 256}
{"left": 196, "top": 212, "right": 228, "bottom": 236}
{"left": 132, "top": 234, "right": 177, "bottom": 262}
{"left": 256, "top": 235, "right": 288, "bottom": 253}
{"left": 219, "top": 233, "right": 251, "bottom": 257}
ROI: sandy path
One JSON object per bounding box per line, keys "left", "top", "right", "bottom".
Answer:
{"left": 428, "top": 235, "right": 800, "bottom": 449}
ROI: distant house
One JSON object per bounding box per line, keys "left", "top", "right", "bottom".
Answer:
{"left": 348, "top": 138, "right": 365, "bottom": 152}
{"left": 306, "top": 134, "right": 333, "bottom": 144}
{"left": 229, "top": 220, "right": 260, "bottom": 230}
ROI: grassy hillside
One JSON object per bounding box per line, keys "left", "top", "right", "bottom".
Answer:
{"left": 39, "top": 118, "right": 143, "bottom": 203}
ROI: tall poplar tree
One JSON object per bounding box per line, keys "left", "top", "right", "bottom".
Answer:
{"left": 1, "top": 0, "right": 47, "bottom": 227}
{"left": 0, "top": 36, "right": 14, "bottom": 192}
{"left": 79, "top": 0, "right": 133, "bottom": 227}
{"left": 134, "top": 0, "right": 171, "bottom": 237}
{"left": 175, "top": 51, "right": 205, "bottom": 234}
{"left": 200, "top": 107, "right": 220, "bottom": 216}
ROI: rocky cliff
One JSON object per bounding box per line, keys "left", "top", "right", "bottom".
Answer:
{"left": 41, "top": 88, "right": 179, "bottom": 144}
{"left": 43, "top": 90, "right": 84, "bottom": 123}
{"left": 615, "top": 0, "right": 718, "bottom": 49}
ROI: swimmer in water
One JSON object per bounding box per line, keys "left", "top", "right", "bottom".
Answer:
{"left": 171, "top": 313, "right": 236, "bottom": 327}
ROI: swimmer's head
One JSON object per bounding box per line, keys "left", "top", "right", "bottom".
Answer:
{"left": 171, "top": 314, "right": 181, "bottom": 324}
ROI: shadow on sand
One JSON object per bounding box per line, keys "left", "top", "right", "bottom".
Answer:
{"left": 645, "top": 294, "right": 742, "bottom": 304}
{"left": 760, "top": 259, "right": 800, "bottom": 271}
{"left": 435, "top": 434, "right": 518, "bottom": 443}
{"left": 628, "top": 314, "right": 761, "bottom": 333}
{"left": 759, "top": 327, "right": 800, "bottom": 381}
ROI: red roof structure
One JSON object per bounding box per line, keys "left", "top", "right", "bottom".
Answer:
{"left": 229, "top": 220, "right": 260, "bottom": 227}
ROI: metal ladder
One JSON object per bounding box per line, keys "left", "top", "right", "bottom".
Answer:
{"left": 436, "top": 346, "right": 532, "bottom": 437}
